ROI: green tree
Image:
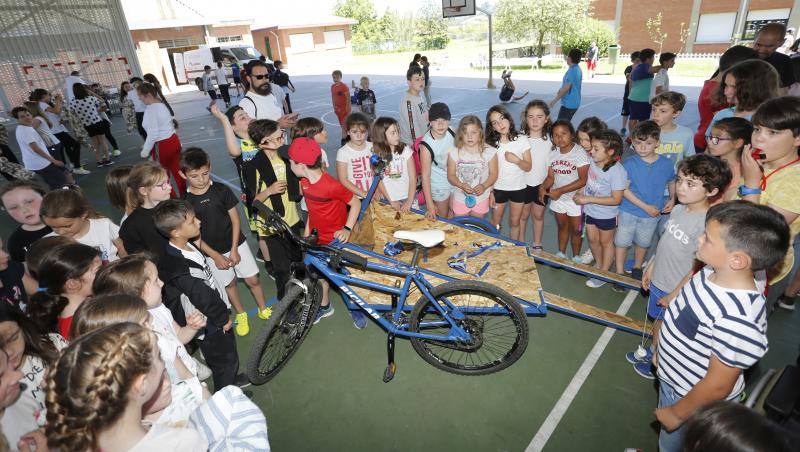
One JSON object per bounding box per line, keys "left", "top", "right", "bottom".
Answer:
{"left": 495, "top": 0, "right": 590, "bottom": 67}
{"left": 414, "top": 0, "right": 450, "bottom": 50}
{"left": 560, "top": 18, "right": 616, "bottom": 58}
{"left": 334, "top": 0, "right": 382, "bottom": 43}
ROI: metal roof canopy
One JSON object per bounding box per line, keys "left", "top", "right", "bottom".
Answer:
{"left": 0, "top": 0, "right": 141, "bottom": 113}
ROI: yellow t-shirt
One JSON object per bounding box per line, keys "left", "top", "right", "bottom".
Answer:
{"left": 760, "top": 163, "right": 800, "bottom": 283}
{"left": 255, "top": 154, "right": 299, "bottom": 236}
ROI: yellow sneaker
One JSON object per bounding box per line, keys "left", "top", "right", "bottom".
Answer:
{"left": 235, "top": 312, "right": 250, "bottom": 336}
{"left": 258, "top": 307, "right": 272, "bottom": 320}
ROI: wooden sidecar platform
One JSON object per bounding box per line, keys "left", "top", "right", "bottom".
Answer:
{"left": 342, "top": 202, "right": 648, "bottom": 336}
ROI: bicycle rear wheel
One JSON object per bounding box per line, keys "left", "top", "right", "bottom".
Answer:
{"left": 246, "top": 279, "right": 322, "bottom": 385}
{"left": 409, "top": 280, "right": 528, "bottom": 376}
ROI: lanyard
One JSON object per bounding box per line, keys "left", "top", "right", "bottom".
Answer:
{"left": 761, "top": 157, "right": 800, "bottom": 190}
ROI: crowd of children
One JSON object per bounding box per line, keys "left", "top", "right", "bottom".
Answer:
{"left": 0, "top": 27, "right": 798, "bottom": 450}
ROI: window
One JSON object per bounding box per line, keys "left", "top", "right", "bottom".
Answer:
{"left": 228, "top": 47, "right": 261, "bottom": 61}
{"left": 217, "top": 35, "right": 243, "bottom": 43}
{"left": 695, "top": 13, "right": 737, "bottom": 43}
{"left": 324, "top": 30, "right": 346, "bottom": 48}
{"left": 289, "top": 33, "right": 315, "bottom": 52}
{"left": 742, "top": 9, "right": 791, "bottom": 40}
{"left": 157, "top": 38, "right": 202, "bottom": 48}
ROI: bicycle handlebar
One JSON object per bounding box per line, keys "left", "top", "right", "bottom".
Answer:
{"left": 252, "top": 200, "right": 368, "bottom": 270}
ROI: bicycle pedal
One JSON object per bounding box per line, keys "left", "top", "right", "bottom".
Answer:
{"left": 381, "top": 311, "right": 409, "bottom": 325}
{"left": 383, "top": 363, "right": 397, "bottom": 383}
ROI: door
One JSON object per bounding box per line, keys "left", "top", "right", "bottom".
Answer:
{"left": 264, "top": 37, "right": 273, "bottom": 60}
{"left": 173, "top": 52, "right": 187, "bottom": 84}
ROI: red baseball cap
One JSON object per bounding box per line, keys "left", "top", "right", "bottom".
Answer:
{"left": 287, "top": 137, "right": 322, "bottom": 165}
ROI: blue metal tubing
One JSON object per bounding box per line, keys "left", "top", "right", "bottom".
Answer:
{"left": 306, "top": 256, "right": 475, "bottom": 342}
{"left": 338, "top": 242, "right": 549, "bottom": 317}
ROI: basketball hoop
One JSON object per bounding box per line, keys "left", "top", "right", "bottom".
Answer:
{"left": 441, "top": 0, "right": 475, "bottom": 18}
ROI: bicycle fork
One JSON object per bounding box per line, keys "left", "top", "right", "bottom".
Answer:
{"left": 383, "top": 280, "right": 401, "bottom": 383}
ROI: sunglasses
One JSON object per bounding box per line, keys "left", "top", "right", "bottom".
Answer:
{"left": 252, "top": 74, "right": 269, "bottom": 80}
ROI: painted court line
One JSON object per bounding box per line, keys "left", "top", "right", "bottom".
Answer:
{"left": 526, "top": 289, "right": 639, "bottom": 452}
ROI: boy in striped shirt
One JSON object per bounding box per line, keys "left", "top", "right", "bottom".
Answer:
{"left": 654, "top": 201, "right": 790, "bottom": 452}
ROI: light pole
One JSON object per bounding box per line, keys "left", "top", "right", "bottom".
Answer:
{"left": 477, "top": 6, "right": 495, "bottom": 89}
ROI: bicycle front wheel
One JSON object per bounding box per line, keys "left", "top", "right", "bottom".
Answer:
{"left": 409, "top": 280, "right": 529, "bottom": 376}
{"left": 246, "top": 279, "right": 322, "bottom": 385}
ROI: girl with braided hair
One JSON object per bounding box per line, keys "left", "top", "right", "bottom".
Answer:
{"left": 45, "top": 322, "right": 207, "bottom": 451}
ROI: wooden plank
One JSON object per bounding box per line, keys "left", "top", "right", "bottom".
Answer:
{"left": 531, "top": 250, "right": 642, "bottom": 289}
{"left": 345, "top": 202, "right": 648, "bottom": 335}
{"left": 541, "top": 291, "right": 648, "bottom": 335}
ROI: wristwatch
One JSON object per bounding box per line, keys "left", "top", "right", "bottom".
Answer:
{"left": 737, "top": 185, "right": 762, "bottom": 197}
{"left": 342, "top": 225, "right": 352, "bottom": 231}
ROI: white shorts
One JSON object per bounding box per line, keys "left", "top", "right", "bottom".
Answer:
{"left": 207, "top": 241, "right": 260, "bottom": 287}
{"left": 549, "top": 196, "right": 581, "bottom": 217}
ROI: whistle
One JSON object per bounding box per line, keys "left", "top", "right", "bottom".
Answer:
{"left": 751, "top": 148, "right": 766, "bottom": 160}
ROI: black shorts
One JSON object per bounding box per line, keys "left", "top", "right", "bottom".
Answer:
{"left": 207, "top": 90, "right": 218, "bottom": 100}
{"left": 233, "top": 76, "right": 242, "bottom": 84}
{"left": 629, "top": 100, "right": 651, "bottom": 121}
{"left": 84, "top": 121, "right": 107, "bottom": 137}
{"left": 585, "top": 215, "right": 617, "bottom": 231}
{"left": 494, "top": 188, "right": 526, "bottom": 204}
{"left": 523, "top": 184, "right": 548, "bottom": 206}
{"left": 499, "top": 86, "right": 514, "bottom": 101}
{"left": 621, "top": 97, "right": 630, "bottom": 116}
{"left": 34, "top": 163, "right": 69, "bottom": 189}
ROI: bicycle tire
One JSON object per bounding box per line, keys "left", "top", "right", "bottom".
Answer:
{"left": 246, "top": 279, "right": 322, "bottom": 385}
{"left": 409, "top": 280, "right": 528, "bottom": 376}
{"left": 451, "top": 216, "right": 499, "bottom": 234}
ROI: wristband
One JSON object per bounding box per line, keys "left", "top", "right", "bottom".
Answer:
{"left": 737, "top": 185, "right": 762, "bottom": 197}
{"left": 342, "top": 225, "right": 352, "bottom": 231}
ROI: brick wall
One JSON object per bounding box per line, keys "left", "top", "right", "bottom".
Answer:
{"left": 130, "top": 26, "right": 205, "bottom": 43}
{"left": 592, "top": 0, "right": 617, "bottom": 20}
{"left": 251, "top": 25, "right": 352, "bottom": 67}
{"left": 591, "top": 0, "right": 794, "bottom": 54}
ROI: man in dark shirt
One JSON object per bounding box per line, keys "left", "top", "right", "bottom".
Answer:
{"left": 753, "top": 22, "right": 796, "bottom": 92}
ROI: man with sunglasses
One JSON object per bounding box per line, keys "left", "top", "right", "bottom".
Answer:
{"left": 238, "top": 61, "right": 298, "bottom": 128}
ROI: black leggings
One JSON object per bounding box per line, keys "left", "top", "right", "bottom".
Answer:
{"left": 102, "top": 120, "right": 119, "bottom": 150}
{"left": 135, "top": 112, "right": 147, "bottom": 139}
{"left": 54, "top": 132, "right": 81, "bottom": 167}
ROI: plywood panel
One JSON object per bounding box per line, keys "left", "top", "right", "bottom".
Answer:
{"left": 346, "top": 203, "right": 648, "bottom": 334}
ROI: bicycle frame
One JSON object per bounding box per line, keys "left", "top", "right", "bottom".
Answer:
{"left": 304, "top": 248, "right": 484, "bottom": 343}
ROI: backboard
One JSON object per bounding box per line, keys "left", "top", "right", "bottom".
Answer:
{"left": 442, "top": 0, "right": 476, "bottom": 18}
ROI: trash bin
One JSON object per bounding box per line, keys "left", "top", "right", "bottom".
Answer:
{"left": 608, "top": 44, "right": 620, "bottom": 66}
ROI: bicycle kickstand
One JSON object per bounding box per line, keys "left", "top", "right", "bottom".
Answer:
{"left": 383, "top": 332, "right": 397, "bottom": 383}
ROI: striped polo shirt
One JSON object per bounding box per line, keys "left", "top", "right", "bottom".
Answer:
{"left": 657, "top": 266, "right": 768, "bottom": 399}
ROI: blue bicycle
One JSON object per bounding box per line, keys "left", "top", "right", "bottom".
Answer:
{"left": 245, "top": 201, "right": 529, "bottom": 384}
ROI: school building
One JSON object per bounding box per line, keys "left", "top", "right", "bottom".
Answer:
{"left": 251, "top": 13, "right": 358, "bottom": 70}
{"left": 592, "top": 0, "right": 799, "bottom": 54}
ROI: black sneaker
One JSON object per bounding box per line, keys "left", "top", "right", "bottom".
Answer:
{"left": 630, "top": 267, "right": 643, "bottom": 281}
{"left": 234, "top": 373, "right": 251, "bottom": 388}
{"left": 611, "top": 284, "right": 626, "bottom": 293}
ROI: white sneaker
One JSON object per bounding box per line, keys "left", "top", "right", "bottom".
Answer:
{"left": 577, "top": 249, "right": 594, "bottom": 265}
{"left": 72, "top": 166, "right": 91, "bottom": 175}
{"left": 194, "top": 357, "right": 212, "bottom": 381}
{"left": 586, "top": 277, "right": 606, "bottom": 288}
{"left": 111, "top": 149, "right": 121, "bottom": 157}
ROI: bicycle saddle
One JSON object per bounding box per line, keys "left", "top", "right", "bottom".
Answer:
{"left": 393, "top": 230, "right": 445, "bottom": 248}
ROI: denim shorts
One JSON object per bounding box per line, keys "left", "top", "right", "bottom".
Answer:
{"left": 614, "top": 211, "right": 659, "bottom": 248}
{"left": 647, "top": 282, "right": 667, "bottom": 319}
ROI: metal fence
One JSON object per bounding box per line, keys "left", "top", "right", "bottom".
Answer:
{"left": 0, "top": 0, "right": 141, "bottom": 115}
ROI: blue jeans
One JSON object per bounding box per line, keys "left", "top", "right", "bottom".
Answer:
{"left": 658, "top": 381, "right": 685, "bottom": 452}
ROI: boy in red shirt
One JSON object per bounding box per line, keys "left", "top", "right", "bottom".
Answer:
{"left": 331, "top": 70, "right": 351, "bottom": 145}
{"left": 287, "top": 137, "right": 362, "bottom": 325}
